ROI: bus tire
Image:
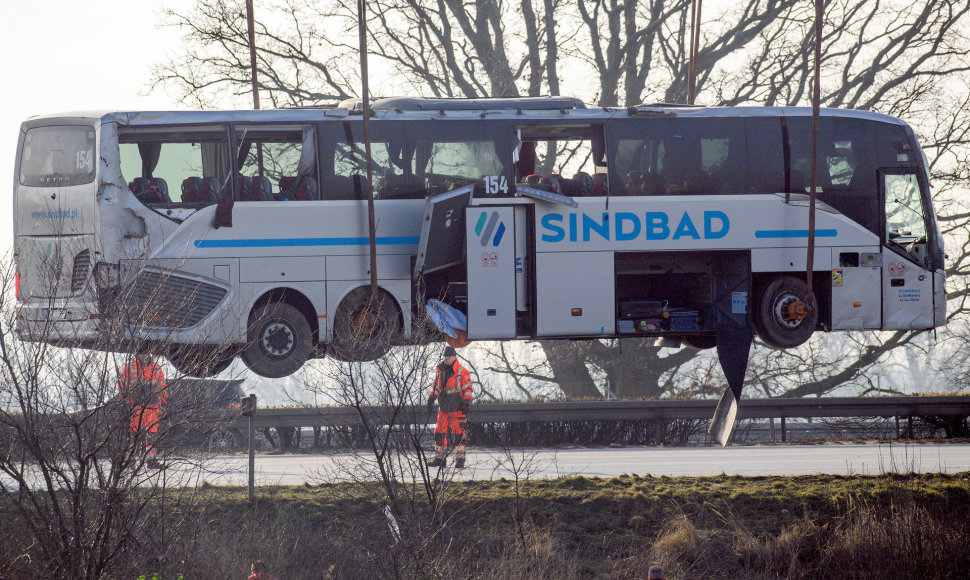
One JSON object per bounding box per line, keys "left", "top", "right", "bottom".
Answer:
{"left": 241, "top": 302, "right": 312, "bottom": 378}
{"left": 753, "top": 276, "right": 818, "bottom": 349}
{"left": 168, "top": 346, "right": 235, "bottom": 378}
{"left": 682, "top": 335, "right": 717, "bottom": 350}
{"left": 330, "top": 287, "right": 400, "bottom": 362}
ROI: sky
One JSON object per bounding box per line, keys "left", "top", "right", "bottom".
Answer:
{"left": 0, "top": 0, "right": 196, "bottom": 248}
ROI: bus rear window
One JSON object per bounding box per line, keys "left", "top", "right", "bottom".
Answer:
{"left": 19, "top": 126, "right": 96, "bottom": 187}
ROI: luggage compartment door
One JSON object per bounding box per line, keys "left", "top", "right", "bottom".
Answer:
{"left": 536, "top": 251, "right": 614, "bottom": 337}
{"left": 465, "top": 206, "right": 517, "bottom": 339}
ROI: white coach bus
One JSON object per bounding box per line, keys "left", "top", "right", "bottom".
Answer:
{"left": 13, "top": 97, "right": 945, "bottom": 378}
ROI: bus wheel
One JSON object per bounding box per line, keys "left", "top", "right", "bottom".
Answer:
{"left": 168, "top": 346, "right": 235, "bottom": 378}
{"left": 682, "top": 335, "right": 717, "bottom": 350}
{"left": 753, "top": 276, "right": 818, "bottom": 349}
{"left": 331, "top": 287, "right": 400, "bottom": 362}
{"left": 241, "top": 302, "right": 312, "bottom": 378}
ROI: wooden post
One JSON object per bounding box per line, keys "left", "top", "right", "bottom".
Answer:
{"left": 806, "top": 0, "right": 823, "bottom": 300}
{"left": 242, "top": 394, "right": 257, "bottom": 501}
{"left": 244, "top": 0, "right": 260, "bottom": 110}
{"left": 357, "top": 0, "right": 379, "bottom": 298}
{"left": 780, "top": 416, "right": 787, "bottom": 443}
{"left": 686, "top": 0, "right": 703, "bottom": 104}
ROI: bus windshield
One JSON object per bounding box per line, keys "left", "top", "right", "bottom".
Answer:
{"left": 19, "top": 126, "right": 96, "bottom": 187}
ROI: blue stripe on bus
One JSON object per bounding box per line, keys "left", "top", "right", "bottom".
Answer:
{"left": 193, "top": 236, "right": 420, "bottom": 248}
{"left": 754, "top": 229, "right": 837, "bottom": 239}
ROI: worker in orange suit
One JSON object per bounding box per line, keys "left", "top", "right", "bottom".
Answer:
{"left": 427, "top": 346, "right": 472, "bottom": 468}
{"left": 120, "top": 353, "right": 168, "bottom": 467}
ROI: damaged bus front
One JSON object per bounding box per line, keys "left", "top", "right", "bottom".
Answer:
{"left": 14, "top": 115, "right": 103, "bottom": 344}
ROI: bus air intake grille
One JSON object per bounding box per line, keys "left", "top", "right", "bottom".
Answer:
{"left": 125, "top": 271, "right": 227, "bottom": 329}
{"left": 71, "top": 250, "right": 91, "bottom": 294}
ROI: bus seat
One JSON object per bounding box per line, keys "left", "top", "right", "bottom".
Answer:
{"left": 592, "top": 173, "right": 609, "bottom": 196}
{"left": 149, "top": 178, "right": 172, "bottom": 203}
{"left": 235, "top": 175, "right": 252, "bottom": 202}
{"left": 300, "top": 177, "right": 319, "bottom": 200}
{"left": 244, "top": 175, "right": 273, "bottom": 201}
{"left": 180, "top": 177, "right": 201, "bottom": 203}
{"left": 572, "top": 172, "right": 594, "bottom": 196}
{"left": 379, "top": 174, "right": 424, "bottom": 199}
{"left": 130, "top": 177, "right": 166, "bottom": 204}
{"left": 280, "top": 175, "right": 319, "bottom": 200}
{"left": 539, "top": 174, "right": 570, "bottom": 195}
{"left": 202, "top": 177, "right": 223, "bottom": 203}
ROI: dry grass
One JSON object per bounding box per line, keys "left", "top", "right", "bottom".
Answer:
{"left": 2, "top": 473, "right": 969, "bottom": 578}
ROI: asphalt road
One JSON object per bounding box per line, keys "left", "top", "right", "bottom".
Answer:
{"left": 186, "top": 442, "right": 970, "bottom": 486}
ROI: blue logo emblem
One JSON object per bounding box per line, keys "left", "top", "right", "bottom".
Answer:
{"left": 474, "top": 211, "right": 506, "bottom": 247}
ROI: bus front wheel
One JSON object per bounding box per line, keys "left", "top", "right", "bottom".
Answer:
{"left": 241, "top": 302, "right": 313, "bottom": 378}
{"left": 753, "top": 276, "right": 818, "bottom": 349}
{"left": 330, "top": 287, "right": 400, "bottom": 362}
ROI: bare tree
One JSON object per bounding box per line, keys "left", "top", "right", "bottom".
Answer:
{"left": 0, "top": 238, "right": 251, "bottom": 577}
{"left": 153, "top": 0, "right": 970, "bottom": 400}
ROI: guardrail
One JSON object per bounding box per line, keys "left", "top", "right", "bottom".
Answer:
{"left": 206, "top": 395, "right": 970, "bottom": 431}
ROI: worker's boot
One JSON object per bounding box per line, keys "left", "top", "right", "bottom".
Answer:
{"left": 427, "top": 456, "right": 446, "bottom": 468}
{"left": 455, "top": 456, "right": 465, "bottom": 469}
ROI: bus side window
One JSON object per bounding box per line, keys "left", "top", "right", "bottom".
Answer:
{"left": 787, "top": 117, "right": 878, "bottom": 234}
{"left": 745, "top": 117, "right": 785, "bottom": 194}
{"left": 119, "top": 130, "right": 231, "bottom": 206}
{"left": 516, "top": 124, "right": 604, "bottom": 197}
{"left": 611, "top": 118, "right": 745, "bottom": 196}
{"left": 236, "top": 126, "right": 316, "bottom": 201}
{"left": 330, "top": 121, "right": 413, "bottom": 199}
{"left": 876, "top": 122, "right": 915, "bottom": 168}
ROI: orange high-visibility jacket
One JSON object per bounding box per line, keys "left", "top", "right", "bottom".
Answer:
{"left": 430, "top": 360, "right": 472, "bottom": 413}
{"left": 120, "top": 359, "right": 168, "bottom": 409}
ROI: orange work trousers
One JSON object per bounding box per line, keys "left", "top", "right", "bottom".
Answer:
{"left": 434, "top": 411, "right": 467, "bottom": 457}
{"left": 129, "top": 405, "right": 160, "bottom": 434}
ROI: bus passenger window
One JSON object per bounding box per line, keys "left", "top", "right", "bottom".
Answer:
{"left": 516, "top": 124, "right": 607, "bottom": 197}
{"left": 787, "top": 117, "right": 878, "bottom": 234}
{"left": 610, "top": 118, "right": 746, "bottom": 196}
{"left": 236, "top": 126, "right": 316, "bottom": 201}
{"left": 330, "top": 122, "right": 415, "bottom": 199}
{"left": 745, "top": 117, "right": 785, "bottom": 194}
{"left": 414, "top": 139, "right": 504, "bottom": 195}
{"left": 119, "top": 129, "right": 231, "bottom": 206}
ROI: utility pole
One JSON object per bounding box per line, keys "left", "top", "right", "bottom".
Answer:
{"left": 245, "top": 0, "right": 260, "bottom": 110}
{"left": 806, "top": 0, "right": 823, "bottom": 302}
{"left": 687, "top": 0, "right": 703, "bottom": 104}
{"left": 358, "top": 0, "right": 379, "bottom": 300}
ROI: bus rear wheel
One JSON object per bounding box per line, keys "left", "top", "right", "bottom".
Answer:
{"left": 168, "top": 346, "right": 235, "bottom": 378}
{"left": 753, "top": 276, "right": 818, "bottom": 349}
{"left": 241, "top": 302, "right": 312, "bottom": 378}
{"left": 330, "top": 287, "right": 400, "bottom": 362}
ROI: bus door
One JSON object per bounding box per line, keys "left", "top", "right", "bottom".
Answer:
{"left": 880, "top": 169, "right": 935, "bottom": 329}
{"left": 464, "top": 206, "right": 518, "bottom": 339}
